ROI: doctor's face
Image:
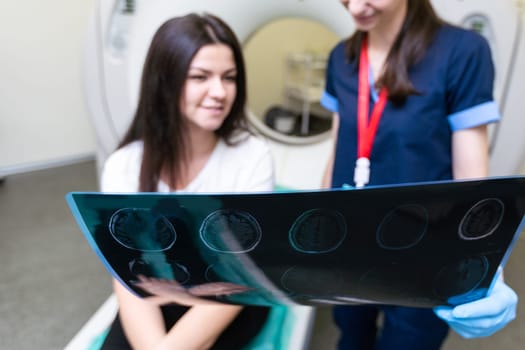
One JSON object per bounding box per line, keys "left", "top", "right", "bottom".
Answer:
{"left": 181, "top": 44, "right": 237, "bottom": 133}
{"left": 340, "top": 0, "right": 408, "bottom": 32}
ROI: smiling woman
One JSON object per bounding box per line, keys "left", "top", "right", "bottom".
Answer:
{"left": 98, "top": 13, "right": 275, "bottom": 350}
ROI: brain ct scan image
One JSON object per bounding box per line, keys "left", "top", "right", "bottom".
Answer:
{"left": 289, "top": 208, "right": 347, "bottom": 254}
{"left": 433, "top": 256, "right": 489, "bottom": 302}
{"left": 109, "top": 208, "right": 176, "bottom": 251}
{"left": 199, "top": 209, "right": 262, "bottom": 253}
{"left": 376, "top": 204, "right": 428, "bottom": 250}
{"left": 459, "top": 198, "right": 504, "bottom": 240}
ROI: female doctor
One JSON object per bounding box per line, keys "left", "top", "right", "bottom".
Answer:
{"left": 100, "top": 13, "right": 273, "bottom": 349}
{"left": 321, "top": 0, "right": 518, "bottom": 349}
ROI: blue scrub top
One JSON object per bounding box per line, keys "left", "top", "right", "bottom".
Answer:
{"left": 321, "top": 25, "right": 500, "bottom": 188}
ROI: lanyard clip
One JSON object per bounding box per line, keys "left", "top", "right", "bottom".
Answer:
{"left": 354, "top": 157, "right": 370, "bottom": 188}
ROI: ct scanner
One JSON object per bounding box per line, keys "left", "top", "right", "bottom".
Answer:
{"left": 77, "top": 0, "right": 525, "bottom": 348}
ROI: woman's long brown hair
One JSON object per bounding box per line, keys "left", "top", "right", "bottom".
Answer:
{"left": 345, "top": 0, "right": 444, "bottom": 104}
{"left": 118, "top": 13, "right": 248, "bottom": 192}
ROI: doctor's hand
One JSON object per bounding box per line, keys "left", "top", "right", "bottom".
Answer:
{"left": 433, "top": 278, "right": 518, "bottom": 338}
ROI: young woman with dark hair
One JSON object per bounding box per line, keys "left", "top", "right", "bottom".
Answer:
{"left": 100, "top": 13, "right": 273, "bottom": 350}
{"left": 321, "top": 1, "right": 517, "bottom": 349}
{"left": 118, "top": 13, "right": 251, "bottom": 193}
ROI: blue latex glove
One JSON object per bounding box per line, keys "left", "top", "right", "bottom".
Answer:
{"left": 434, "top": 278, "right": 518, "bottom": 338}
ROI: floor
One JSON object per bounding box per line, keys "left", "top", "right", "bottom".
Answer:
{"left": 1, "top": 160, "right": 524, "bottom": 349}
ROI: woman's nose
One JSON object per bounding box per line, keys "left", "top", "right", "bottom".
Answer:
{"left": 209, "top": 77, "right": 226, "bottom": 98}
{"left": 348, "top": 0, "right": 369, "bottom": 15}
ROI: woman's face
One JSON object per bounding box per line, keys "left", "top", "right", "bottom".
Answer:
{"left": 340, "top": 0, "right": 407, "bottom": 32}
{"left": 181, "top": 43, "right": 237, "bottom": 132}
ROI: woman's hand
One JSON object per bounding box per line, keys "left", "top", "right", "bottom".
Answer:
{"left": 433, "top": 277, "right": 518, "bottom": 338}
{"left": 134, "top": 275, "right": 211, "bottom": 306}
{"left": 135, "top": 275, "right": 252, "bottom": 306}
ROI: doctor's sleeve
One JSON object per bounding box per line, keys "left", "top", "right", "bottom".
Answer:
{"left": 446, "top": 31, "right": 501, "bottom": 131}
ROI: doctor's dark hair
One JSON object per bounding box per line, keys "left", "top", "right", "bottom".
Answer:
{"left": 119, "top": 13, "right": 248, "bottom": 192}
{"left": 345, "top": 0, "right": 444, "bottom": 104}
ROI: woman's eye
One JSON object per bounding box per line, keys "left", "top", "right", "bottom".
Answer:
{"left": 223, "top": 75, "right": 237, "bottom": 82}
{"left": 188, "top": 75, "right": 207, "bottom": 81}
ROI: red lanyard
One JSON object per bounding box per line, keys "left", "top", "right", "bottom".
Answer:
{"left": 354, "top": 35, "right": 389, "bottom": 187}
{"left": 357, "top": 36, "right": 388, "bottom": 159}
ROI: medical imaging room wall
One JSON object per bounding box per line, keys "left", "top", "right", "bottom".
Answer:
{"left": 0, "top": 0, "right": 96, "bottom": 177}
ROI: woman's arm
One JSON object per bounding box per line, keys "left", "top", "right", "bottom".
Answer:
{"left": 439, "top": 123, "right": 518, "bottom": 338}
{"left": 113, "top": 278, "right": 168, "bottom": 350}
{"left": 157, "top": 305, "right": 242, "bottom": 350}
{"left": 322, "top": 113, "right": 340, "bottom": 189}
{"left": 451, "top": 124, "right": 489, "bottom": 179}
{"left": 114, "top": 278, "right": 243, "bottom": 350}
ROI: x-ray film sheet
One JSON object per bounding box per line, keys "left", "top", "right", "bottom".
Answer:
{"left": 66, "top": 177, "right": 525, "bottom": 308}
